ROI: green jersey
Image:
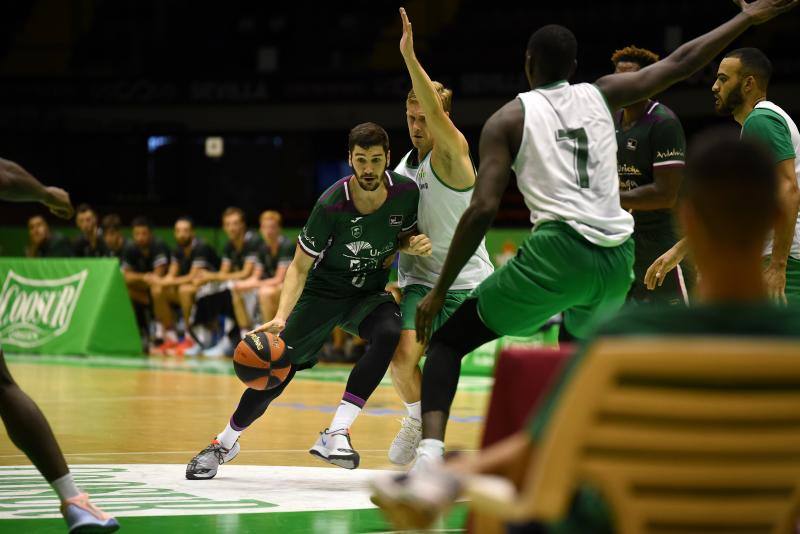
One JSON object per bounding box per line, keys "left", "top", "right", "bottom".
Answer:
{"left": 615, "top": 101, "right": 686, "bottom": 230}
{"left": 741, "top": 101, "right": 800, "bottom": 259}
{"left": 298, "top": 171, "right": 419, "bottom": 298}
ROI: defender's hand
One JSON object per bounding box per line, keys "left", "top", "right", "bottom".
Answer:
{"left": 44, "top": 187, "right": 74, "bottom": 219}
{"left": 416, "top": 290, "right": 444, "bottom": 343}
{"left": 735, "top": 0, "right": 798, "bottom": 25}
{"left": 407, "top": 234, "right": 432, "bottom": 256}
{"left": 399, "top": 7, "right": 415, "bottom": 60}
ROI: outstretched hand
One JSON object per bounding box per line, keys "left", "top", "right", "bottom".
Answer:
{"left": 399, "top": 7, "right": 415, "bottom": 59}
{"left": 734, "top": 0, "right": 798, "bottom": 25}
{"left": 44, "top": 187, "right": 74, "bottom": 219}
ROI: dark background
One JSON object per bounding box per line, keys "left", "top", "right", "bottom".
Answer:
{"left": 1, "top": 0, "right": 798, "bottom": 227}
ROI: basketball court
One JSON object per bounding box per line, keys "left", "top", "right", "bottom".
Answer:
{"left": 0, "top": 354, "right": 490, "bottom": 532}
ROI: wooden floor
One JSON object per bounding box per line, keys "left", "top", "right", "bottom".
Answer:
{"left": 0, "top": 356, "right": 489, "bottom": 532}
{"left": 0, "top": 358, "right": 488, "bottom": 469}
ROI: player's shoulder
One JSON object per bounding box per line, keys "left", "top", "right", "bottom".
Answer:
{"left": 244, "top": 233, "right": 262, "bottom": 253}
{"left": 388, "top": 170, "right": 418, "bottom": 189}
{"left": 387, "top": 171, "right": 420, "bottom": 203}
{"left": 743, "top": 105, "right": 789, "bottom": 130}
{"left": 315, "top": 176, "right": 351, "bottom": 209}
{"left": 650, "top": 102, "right": 681, "bottom": 123}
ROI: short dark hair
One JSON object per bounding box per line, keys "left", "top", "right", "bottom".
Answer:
{"left": 131, "top": 216, "right": 151, "bottom": 229}
{"left": 101, "top": 213, "right": 121, "bottom": 232}
{"left": 724, "top": 47, "right": 772, "bottom": 88}
{"left": 76, "top": 203, "right": 94, "bottom": 215}
{"left": 682, "top": 128, "right": 777, "bottom": 248}
{"left": 222, "top": 206, "right": 246, "bottom": 223}
{"left": 611, "top": 45, "right": 660, "bottom": 70}
{"left": 28, "top": 214, "right": 47, "bottom": 226}
{"left": 527, "top": 25, "right": 577, "bottom": 82}
{"left": 175, "top": 216, "right": 194, "bottom": 228}
{"left": 348, "top": 122, "right": 390, "bottom": 155}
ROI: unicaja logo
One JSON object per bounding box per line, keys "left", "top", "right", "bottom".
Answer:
{"left": 0, "top": 269, "right": 88, "bottom": 348}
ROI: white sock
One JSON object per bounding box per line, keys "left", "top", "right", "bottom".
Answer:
{"left": 223, "top": 317, "right": 236, "bottom": 335}
{"left": 217, "top": 422, "right": 242, "bottom": 449}
{"left": 404, "top": 401, "right": 421, "bottom": 422}
{"left": 329, "top": 400, "right": 362, "bottom": 433}
{"left": 194, "top": 325, "right": 212, "bottom": 346}
{"left": 50, "top": 472, "right": 80, "bottom": 501}
{"left": 164, "top": 329, "right": 178, "bottom": 342}
{"left": 419, "top": 438, "right": 445, "bottom": 456}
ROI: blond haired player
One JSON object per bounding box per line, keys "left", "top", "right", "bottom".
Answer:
{"left": 387, "top": 8, "right": 494, "bottom": 466}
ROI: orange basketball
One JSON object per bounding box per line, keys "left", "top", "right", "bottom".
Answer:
{"left": 232, "top": 332, "right": 291, "bottom": 390}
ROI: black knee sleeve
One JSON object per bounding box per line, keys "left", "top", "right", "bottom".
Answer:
{"left": 421, "top": 299, "right": 497, "bottom": 415}
{"left": 342, "top": 302, "right": 402, "bottom": 404}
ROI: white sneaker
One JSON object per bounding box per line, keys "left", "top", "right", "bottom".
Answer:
{"left": 185, "top": 439, "right": 240, "bottom": 479}
{"left": 204, "top": 336, "right": 233, "bottom": 358}
{"left": 309, "top": 428, "right": 360, "bottom": 469}
{"left": 388, "top": 417, "right": 422, "bottom": 465}
{"left": 409, "top": 444, "right": 444, "bottom": 475}
{"left": 370, "top": 460, "right": 461, "bottom": 530}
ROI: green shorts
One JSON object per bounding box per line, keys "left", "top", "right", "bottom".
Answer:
{"left": 281, "top": 289, "right": 397, "bottom": 367}
{"left": 628, "top": 225, "right": 691, "bottom": 306}
{"left": 473, "top": 221, "right": 635, "bottom": 339}
{"left": 399, "top": 284, "right": 473, "bottom": 332}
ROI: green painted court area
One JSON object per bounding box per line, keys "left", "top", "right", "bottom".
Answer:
{"left": 0, "top": 463, "right": 469, "bottom": 533}
{"left": 2, "top": 511, "right": 468, "bottom": 534}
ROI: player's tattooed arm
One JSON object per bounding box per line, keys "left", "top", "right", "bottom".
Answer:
{"left": 0, "top": 157, "right": 74, "bottom": 218}
{"left": 398, "top": 8, "right": 470, "bottom": 160}
{"left": 595, "top": 0, "right": 797, "bottom": 110}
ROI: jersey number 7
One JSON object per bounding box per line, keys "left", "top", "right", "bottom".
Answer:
{"left": 557, "top": 127, "right": 590, "bottom": 188}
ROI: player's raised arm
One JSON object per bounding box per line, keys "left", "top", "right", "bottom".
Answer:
{"left": 595, "top": 0, "right": 797, "bottom": 110}
{"left": 399, "top": 8, "right": 469, "bottom": 158}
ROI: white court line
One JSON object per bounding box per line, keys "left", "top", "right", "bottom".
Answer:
{"left": 0, "top": 448, "right": 478, "bottom": 459}
{"left": 32, "top": 395, "right": 233, "bottom": 403}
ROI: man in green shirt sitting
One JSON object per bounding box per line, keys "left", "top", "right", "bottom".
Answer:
{"left": 373, "top": 132, "right": 800, "bottom": 533}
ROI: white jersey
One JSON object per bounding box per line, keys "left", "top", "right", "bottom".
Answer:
{"left": 745, "top": 101, "right": 800, "bottom": 259}
{"left": 512, "top": 81, "right": 634, "bottom": 247}
{"left": 395, "top": 150, "right": 494, "bottom": 290}
{"left": 394, "top": 149, "right": 421, "bottom": 182}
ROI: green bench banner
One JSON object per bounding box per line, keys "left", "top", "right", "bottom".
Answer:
{"left": 0, "top": 258, "right": 141, "bottom": 355}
